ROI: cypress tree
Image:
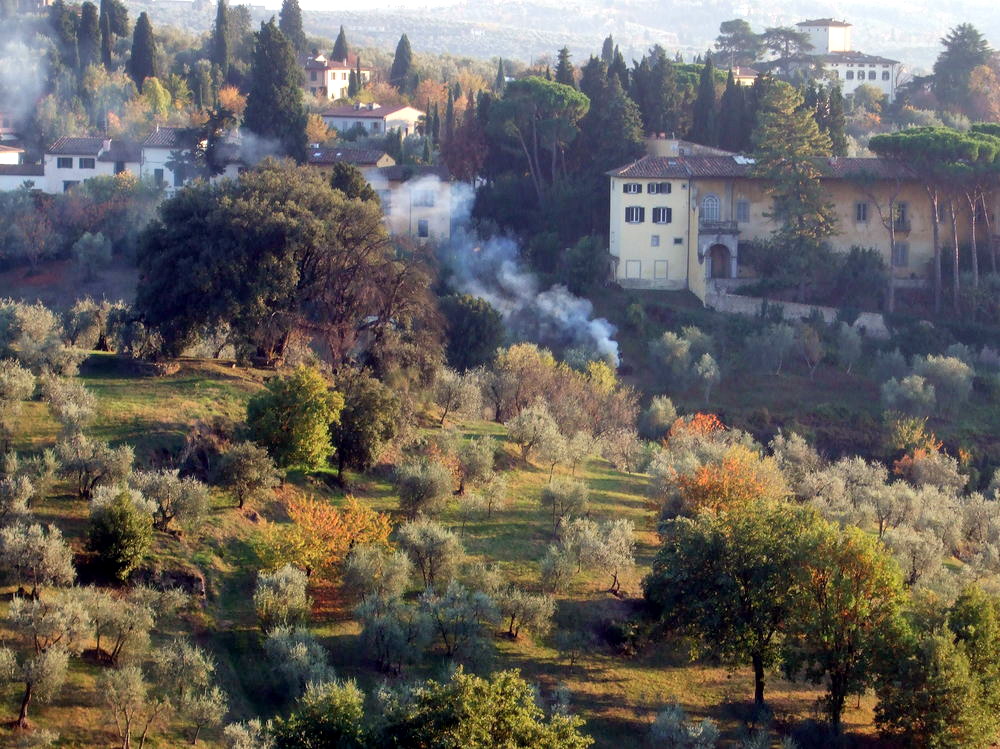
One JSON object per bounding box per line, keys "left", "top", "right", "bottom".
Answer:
{"left": 211, "top": 0, "right": 229, "bottom": 77}
{"left": 431, "top": 102, "right": 440, "bottom": 144}
{"left": 421, "top": 137, "right": 432, "bottom": 164}
{"left": 827, "top": 85, "right": 848, "bottom": 156}
{"left": 444, "top": 88, "right": 455, "bottom": 142}
{"left": 609, "top": 46, "right": 629, "bottom": 89}
{"left": 717, "top": 70, "right": 745, "bottom": 152}
{"left": 49, "top": 0, "right": 79, "bottom": 72}
{"left": 601, "top": 35, "right": 614, "bottom": 64}
{"left": 494, "top": 57, "right": 505, "bottom": 94}
{"left": 389, "top": 34, "right": 412, "bottom": 92}
{"left": 127, "top": 11, "right": 156, "bottom": 91}
{"left": 245, "top": 19, "right": 308, "bottom": 163}
{"left": 278, "top": 0, "right": 307, "bottom": 53}
{"left": 100, "top": 9, "right": 112, "bottom": 69}
{"left": 544, "top": 65, "right": 551, "bottom": 80}
{"left": 347, "top": 69, "right": 358, "bottom": 98}
{"left": 332, "top": 24, "right": 348, "bottom": 62}
{"left": 555, "top": 46, "right": 575, "bottom": 87}
{"left": 77, "top": 1, "right": 100, "bottom": 70}
{"left": 689, "top": 53, "right": 718, "bottom": 145}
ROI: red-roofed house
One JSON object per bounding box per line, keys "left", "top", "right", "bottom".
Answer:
{"left": 320, "top": 103, "right": 424, "bottom": 137}
{"left": 303, "top": 54, "right": 372, "bottom": 100}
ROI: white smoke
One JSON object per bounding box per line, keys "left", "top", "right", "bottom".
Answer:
{"left": 0, "top": 39, "right": 48, "bottom": 130}
{"left": 442, "top": 181, "right": 620, "bottom": 366}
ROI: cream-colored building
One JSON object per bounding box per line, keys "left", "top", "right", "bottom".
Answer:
{"left": 608, "top": 139, "right": 959, "bottom": 303}
{"left": 303, "top": 54, "right": 372, "bottom": 100}
{"left": 369, "top": 165, "right": 452, "bottom": 244}
{"left": 306, "top": 147, "right": 395, "bottom": 179}
{"left": 794, "top": 19, "right": 900, "bottom": 101}
{"left": 320, "top": 104, "right": 425, "bottom": 138}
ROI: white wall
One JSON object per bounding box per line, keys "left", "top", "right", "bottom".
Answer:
{"left": 43, "top": 154, "right": 138, "bottom": 193}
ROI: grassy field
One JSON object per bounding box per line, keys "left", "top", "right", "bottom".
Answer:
{"left": 0, "top": 354, "right": 871, "bottom": 748}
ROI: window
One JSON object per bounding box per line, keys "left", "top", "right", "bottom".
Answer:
{"left": 625, "top": 260, "right": 641, "bottom": 279}
{"left": 413, "top": 190, "right": 436, "bottom": 207}
{"left": 79, "top": 158, "right": 95, "bottom": 169}
{"left": 882, "top": 71, "right": 890, "bottom": 81}
{"left": 868, "top": 71, "right": 877, "bottom": 80}
{"left": 673, "top": 237, "right": 683, "bottom": 245}
{"left": 378, "top": 190, "right": 391, "bottom": 212}
{"left": 846, "top": 71, "right": 855, "bottom": 80}
{"left": 897, "top": 202, "right": 909, "bottom": 222}
{"left": 417, "top": 219, "right": 429, "bottom": 238}
{"left": 892, "top": 242, "right": 909, "bottom": 267}
{"left": 647, "top": 181, "right": 671, "bottom": 194}
{"left": 173, "top": 166, "right": 186, "bottom": 187}
{"left": 624, "top": 206, "right": 645, "bottom": 223}
{"left": 56, "top": 157, "right": 72, "bottom": 168}
{"left": 62, "top": 180, "right": 79, "bottom": 192}
{"left": 623, "top": 182, "right": 641, "bottom": 194}
{"left": 652, "top": 207, "right": 672, "bottom": 224}
{"left": 310, "top": 71, "right": 317, "bottom": 81}
{"left": 701, "top": 194, "right": 720, "bottom": 222}
{"left": 736, "top": 199, "right": 750, "bottom": 223}
{"left": 650, "top": 234, "right": 660, "bottom": 247}
{"left": 370, "top": 122, "right": 381, "bottom": 132}
{"left": 654, "top": 260, "right": 668, "bottom": 279}
{"left": 855, "top": 201, "right": 869, "bottom": 222}
{"left": 154, "top": 168, "right": 164, "bottom": 186}
{"left": 114, "top": 161, "right": 126, "bottom": 174}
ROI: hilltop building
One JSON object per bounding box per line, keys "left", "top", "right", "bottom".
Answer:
{"left": 319, "top": 103, "right": 425, "bottom": 138}
{"left": 302, "top": 54, "right": 372, "bottom": 100}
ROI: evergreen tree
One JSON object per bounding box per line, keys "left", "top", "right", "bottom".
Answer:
{"left": 689, "top": 54, "right": 717, "bottom": 145}
{"left": 544, "top": 65, "right": 551, "bottom": 81}
{"left": 630, "top": 45, "right": 679, "bottom": 135}
{"left": 609, "top": 45, "right": 629, "bottom": 89}
{"left": 389, "top": 33, "right": 413, "bottom": 92}
{"left": 245, "top": 20, "right": 308, "bottom": 163}
{"left": 347, "top": 69, "right": 358, "bottom": 98}
{"left": 444, "top": 88, "right": 455, "bottom": 142}
{"left": 430, "top": 102, "right": 440, "bottom": 144}
{"left": 211, "top": 0, "right": 229, "bottom": 78}
{"left": 601, "top": 34, "right": 614, "bottom": 64}
{"left": 826, "top": 85, "right": 847, "bottom": 156}
{"left": 933, "top": 23, "right": 991, "bottom": 113}
{"left": 278, "top": 0, "right": 307, "bottom": 53}
{"left": 717, "top": 70, "right": 745, "bottom": 152}
{"left": 715, "top": 19, "right": 762, "bottom": 67}
{"left": 421, "top": 137, "right": 432, "bottom": 164}
{"left": 126, "top": 11, "right": 157, "bottom": 91}
{"left": 77, "top": 1, "right": 100, "bottom": 70}
{"left": 555, "top": 46, "right": 575, "bottom": 87}
{"left": 100, "top": 9, "right": 112, "bottom": 69}
{"left": 48, "top": 0, "right": 79, "bottom": 72}
{"left": 331, "top": 24, "right": 348, "bottom": 61}
{"left": 494, "top": 58, "right": 506, "bottom": 94}
{"left": 751, "top": 81, "right": 836, "bottom": 300}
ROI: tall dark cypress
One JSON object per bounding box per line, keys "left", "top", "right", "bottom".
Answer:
{"left": 689, "top": 54, "right": 718, "bottom": 145}
{"left": 245, "top": 20, "right": 308, "bottom": 163}
{"left": 609, "top": 46, "right": 629, "bottom": 89}
{"left": 717, "top": 70, "right": 745, "bottom": 152}
{"left": 127, "top": 11, "right": 156, "bottom": 90}
{"left": 389, "top": 34, "right": 412, "bottom": 91}
{"left": 444, "top": 88, "right": 455, "bottom": 142}
{"left": 601, "top": 35, "right": 614, "bottom": 64}
{"left": 77, "top": 1, "right": 101, "bottom": 70}
{"left": 100, "top": 9, "right": 112, "bottom": 69}
{"left": 331, "top": 24, "right": 348, "bottom": 61}
{"left": 212, "top": 0, "right": 229, "bottom": 77}
{"left": 49, "top": 0, "right": 79, "bottom": 72}
{"left": 494, "top": 57, "right": 505, "bottom": 94}
{"left": 554, "top": 46, "right": 575, "bottom": 87}
{"left": 278, "top": 0, "right": 306, "bottom": 53}
{"left": 826, "top": 85, "right": 848, "bottom": 156}
{"left": 347, "top": 69, "right": 358, "bottom": 98}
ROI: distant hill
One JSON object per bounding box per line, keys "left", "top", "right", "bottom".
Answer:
{"left": 130, "top": 0, "right": 1000, "bottom": 71}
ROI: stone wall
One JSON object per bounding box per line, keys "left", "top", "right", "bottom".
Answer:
{"left": 705, "top": 291, "right": 890, "bottom": 339}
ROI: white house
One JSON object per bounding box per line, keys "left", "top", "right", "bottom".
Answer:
{"left": 320, "top": 103, "right": 425, "bottom": 138}
{"left": 368, "top": 165, "right": 452, "bottom": 243}
{"left": 140, "top": 126, "right": 190, "bottom": 191}
{"left": 303, "top": 54, "right": 372, "bottom": 100}
{"left": 796, "top": 19, "right": 900, "bottom": 101}
{"left": 0, "top": 144, "right": 23, "bottom": 165}
{"left": 44, "top": 136, "right": 140, "bottom": 193}
{"left": 0, "top": 163, "right": 44, "bottom": 192}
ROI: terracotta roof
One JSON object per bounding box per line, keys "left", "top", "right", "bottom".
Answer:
{"left": 731, "top": 66, "right": 759, "bottom": 76}
{"left": 0, "top": 164, "right": 44, "bottom": 176}
{"left": 303, "top": 54, "right": 371, "bottom": 71}
{"left": 47, "top": 136, "right": 105, "bottom": 155}
{"left": 609, "top": 154, "right": 914, "bottom": 180}
{"left": 307, "top": 148, "right": 392, "bottom": 166}
{"left": 817, "top": 51, "right": 899, "bottom": 65}
{"left": 142, "top": 127, "right": 185, "bottom": 148}
{"left": 797, "top": 18, "right": 852, "bottom": 27}
{"left": 98, "top": 140, "right": 141, "bottom": 162}
{"left": 321, "top": 104, "right": 419, "bottom": 119}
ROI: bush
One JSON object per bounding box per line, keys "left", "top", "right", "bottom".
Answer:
{"left": 912, "top": 355, "right": 973, "bottom": 413}
{"left": 395, "top": 458, "right": 453, "bottom": 518}
{"left": 639, "top": 396, "right": 678, "bottom": 442}
{"left": 254, "top": 564, "right": 311, "bottom": 633}
{"left": 881, "top": 375, "right": 936, "bottom": 417}
{"left": 72, "top": 232, "right": 112, "bottom": 281}
{"left": 87, "top": 489, "right": 154, "bottom": 582}
{"left": 246, "top": 366, "right": 344, "bottom": 469}
{"left": 217, "top": 441, "right": 280, "bottom": 509}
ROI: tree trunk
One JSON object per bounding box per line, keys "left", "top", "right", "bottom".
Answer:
{"left": 929, "top": 191, "right": 942, "bottom": 314}
{"left": 752, "top": 652, "right": 765, "bottom": 706}
{"left": 950, "top": 200, "right": 960, "bottom": 313}
{"left": 16, "top": 682, "right": 32, "bottom": 728}
{"left": 982, "top": 194, "right": 997, "bottom": 274}
{"left": 967, "top": 192, "right": 979, "bottom": 289}
{"left": 886, "top": 204, "right": 896, "bottom": 314}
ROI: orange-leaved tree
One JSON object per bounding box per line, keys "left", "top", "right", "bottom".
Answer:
{"left": 676, "top": 444, "right": 789, "bottom": 513}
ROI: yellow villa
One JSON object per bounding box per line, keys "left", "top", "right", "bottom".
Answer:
{"left": 607, "top": 137, "right": 982, "bottom": 303}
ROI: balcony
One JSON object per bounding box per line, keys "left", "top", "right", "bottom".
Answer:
{"left": 699, "top": 219, "right": 739, "bottom": 234}
{"left": 892, "top": 219, "right": 911, "bottom": 234}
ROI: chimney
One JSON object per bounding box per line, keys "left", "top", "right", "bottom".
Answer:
{"left": 101, "top": 138, "right": 111, "bottom": 155}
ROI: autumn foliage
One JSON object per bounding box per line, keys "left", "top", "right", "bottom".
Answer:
{"left": 256, "top": 494, "right": 391, "bottom": 577}
{"left": 666, "top": 413, "right": 726, "bottom": 443}
{"left": 676, "top": 444, "right": 790, "bottom": 513}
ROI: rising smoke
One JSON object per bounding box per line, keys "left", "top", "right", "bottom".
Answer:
{"left": 436, "top": 180, "right": 620, "bottom": 366}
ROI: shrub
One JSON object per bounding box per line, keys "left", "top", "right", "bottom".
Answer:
{"left": 254, "top": 564, "right": 311, "bottom": 633}
{"left": 395, "top": 458, "right": 454, "bottom": 518}
{"left": 912, "top": 355, "right": 973, "bottom": 413}
{"left": 639, "top": 396, "right": 678, "bottom": 441}
{"left": 881, "top": 375, "right": 936, "bottom": 417}
{"left": 87, "top": 489, "right": 154, "bottom": 582}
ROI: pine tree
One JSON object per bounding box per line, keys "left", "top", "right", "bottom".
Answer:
{"left": 389, "top": 34, "right": 413, "bottom": 92}
{"left": 77, "top": 1, "right": 100, "bottom": 70}
{"left": 211, "top": 0, "right": 229, "bottom": 78}
{"left": 332, "top": 24, "right": 348, "bottom": 62}
{"left": 689, "top": 54, "right": 717, "bottom": 145}
{"left": 717, "top": 70, "right": 745, "bottom": 152}
{"left": 494, "top": 58, "right": 506, "bottom": 94}
{"left": 127, "top": 11, "right": 156, "bottom": 91}
{"left": 601, "top": 35, "right": 614, "bottom": 64}
{"left": 555, "top": 47, "right": 575, "bottom": 87}
{"left": 278, "top": 0, "right": 307, "bottom": 54}
{"left": 826, "top": 86, "right": 848, "bottom": 156}
{"left": 245, "top": 19, "right": 308, "bottom": 163}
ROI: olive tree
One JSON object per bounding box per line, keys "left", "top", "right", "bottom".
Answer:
{"left": 434, "top": 368, "right": 479, "bottom": 426}
{"left": 639, "top": 396, "right": 678, "bottom": 441}
{"left": 217, "top": 441, "right": 280, "bottom": 509}
{"left": 355, "top": 593, "right": 434, "bottom": 674}
{"left": 397, "top": 518, "right": 464, "bottom": 590}
{"left": 0, "top": 474, "right": 32, "bottom": 525}
{"left": 881, "top": 375, "right": 936, "bottom": 417}
{"left": 264, "top": 626, "right": 335, "bottom": 697}
{"left": 132, "top": 469, "right": 210, "bottom": 533}
{"left": 418, "top": 581, "right": 499, "bottom": 663}
{"left": 72, "top": 231, "right": 112, "bottom": 281}
{"left": 0, "top": 358, "right": 35, "bottom": 447}
{"left": 341, "top": 544, "right": 412, "bottom": 601}
{"left": 539, "top": 478, "right": 589, "bottom": 535}
{"left": 57, "top": 434, "right": 134, "bottom": 499}
{"left": 456, "top": 437, "right": 496, "bottom": 494}
{"left": 494, "top": 587, "right": 555, "bottom": 640}
{"left": 395, "top": 458, "right": 453, "bottom": 519}
{"left": 0, "top": 522, "right": 75, "bottom": 597}
{"left": 913, "top": 355, "right": 973, "bottom": 413}
{"left": 254, "top": 564, "right": 311, "bottom": 633}
{"left": 505, "top": 403, "right": 560, "bottom": 462}
{"left": 38, "top": 374, "right": 96, "bottom": 436}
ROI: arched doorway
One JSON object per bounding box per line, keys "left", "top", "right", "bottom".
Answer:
{"left": 709, "top": 244, "right": 732, "bottom": 279}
